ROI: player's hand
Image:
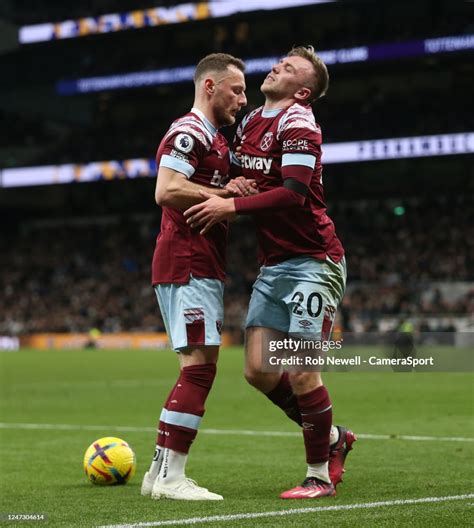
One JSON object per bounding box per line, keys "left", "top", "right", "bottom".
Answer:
{"left": 184, "top": 191, "right": 237, "bottom": 235}
{"left": 225, "top": 176, "right": 258, "bottom": 197}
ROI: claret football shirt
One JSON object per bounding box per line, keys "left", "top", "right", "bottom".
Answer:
{"left": 233, "top": 103, "right": 344, "bottom": 266}
{"left": 152, "top": 108, "right": 231, "bottom": 284}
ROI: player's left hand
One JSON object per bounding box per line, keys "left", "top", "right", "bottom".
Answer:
{"left": 225, "top": 176, "right": 258, "bottom": 197}
{"left": 184, "top": 191, "right": 237, "bottom": 235}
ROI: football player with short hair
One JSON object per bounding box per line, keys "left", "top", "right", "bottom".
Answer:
{"left": 141, "top": 53, "right": 252, "bottom": 501}
{"left": 184, "top": 46, "right": 356, "bottom": 500}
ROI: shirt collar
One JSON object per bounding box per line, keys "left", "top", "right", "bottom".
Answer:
{"left": 191, "top": 107, "right": 218, "bottom": 136}
{"left": 261, "top": 107, "right": 284, "bottom": 118}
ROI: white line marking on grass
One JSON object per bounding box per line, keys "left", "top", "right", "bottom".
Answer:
{"left": 0, "top": 422, "right": 154, "bottom": 433}
{"left": 0, "top": 423, "right": 473, "bottom": 443}
{"left": 356, "top": 433, "right": 474, "bottom": 442}
{"left": 9, "top": 379, "right": 169, "bottom": 389}
{"left": 98, "top": 494, "right": 474, "bottom": 527}
{"left": 200, "top": 429, "right": 474, "bottom": 443}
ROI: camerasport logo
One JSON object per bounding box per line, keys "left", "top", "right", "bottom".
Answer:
{"left": 260, "top": 132, "right": 273, "bottom": 151}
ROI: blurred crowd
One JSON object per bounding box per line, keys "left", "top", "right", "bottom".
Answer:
{"left": 1, "top": 197, "right": 472, "bottom": 336}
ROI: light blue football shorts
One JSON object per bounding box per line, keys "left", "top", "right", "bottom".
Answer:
{"left": 245, "top": 256, "right": 347, "bottom": 340}
{"left": 154, "top": 276, "right": 224, "bottom": 351}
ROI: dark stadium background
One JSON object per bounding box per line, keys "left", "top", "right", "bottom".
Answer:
{"left": 0, "top": 0, "right": 473, "bottom": 346}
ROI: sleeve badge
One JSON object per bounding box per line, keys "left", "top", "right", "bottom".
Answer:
{"left": 174, "top": 133, "right": 195, "bottom": 154}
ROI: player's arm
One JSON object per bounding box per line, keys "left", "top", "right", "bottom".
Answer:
{"left": 156, "top": 124, "right": 257, "bottom": 210}
{"left": 155, "top": 167, "right": 237, "bottom": 210}
{"left": 184, "top": 120, "right": 320, "bottom": 229}
{"left": 233, "top": 155, "right": 314, "bottom": 213}
{"left": 183, "top": 156, "right": 314, "bottom": 233}
{"left": 233, "top": 117, "right": 318, "bottom": 210}
{"left": 156, "top": 169, "right": 256, "bottom": 210}
{"left": 231, "top": 115, "right": 323, "bottom": 213}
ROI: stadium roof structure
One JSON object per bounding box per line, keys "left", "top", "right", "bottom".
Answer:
{"left": 19, "top": 0, "right": 331, "bottom": 44}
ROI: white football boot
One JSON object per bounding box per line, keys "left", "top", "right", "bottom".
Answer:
{"left": 151, "top": 478, "right": 223, "bottom": 500}
{"left": 141, "top": 471, "right": 157, "bottom": 496}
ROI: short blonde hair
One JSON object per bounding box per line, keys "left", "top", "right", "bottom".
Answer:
{"left": 288, "top": 45, "right": 329, "bottom": 101}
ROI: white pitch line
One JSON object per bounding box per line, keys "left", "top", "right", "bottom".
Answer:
{"left": 0, "top": 423, "right": 473, "bottom": 443}
{"left": 0, "top": 422, "right": 154, "bottom": 433}
{"left": 98, "top": 494, "right": 474, "bottom": 528}
{"left": 9, "top": 379, "right": 169, "bottom": 389}
{"left": 200, "top": 428, "right": 474, "bottom": 443}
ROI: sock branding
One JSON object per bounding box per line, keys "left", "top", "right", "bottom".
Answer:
{"left": 152, "top": 446, "right": 162, "bottom": 462}
{"left": 161, "top": 448, "right": 169, "bottom": 479}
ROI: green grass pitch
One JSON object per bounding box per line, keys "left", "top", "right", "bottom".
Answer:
{"left": 0, "top": 347, "right": 473, "bottom": 527}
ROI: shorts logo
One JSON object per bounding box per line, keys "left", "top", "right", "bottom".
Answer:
{"left": 298, "top": 319, "right": 313, "bottom": 328}
{"left": 324, "top": 305, "right": 336, "bottom": 318}
{"left": 216, "top": 320, "right": 223, "bottom": 335}
{"left": 183, "top": 307, "right": 204, "bottom": 323}
{"left": 260, "top": 132, "right": 273, "bottom": 151}
{"left": 174, "top": 133, "right": 194, "bottom": 153}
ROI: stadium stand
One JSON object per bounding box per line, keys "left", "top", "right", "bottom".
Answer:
{"left": 1, "top": 196, "right": 472, "bottom": 336}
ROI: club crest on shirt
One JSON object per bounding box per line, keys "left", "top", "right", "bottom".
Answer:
{"left": 174, "top": 133, "right": 194, "bottom": 154}
{"left": 260, "top": 132, "right": 273, "bottom": 151}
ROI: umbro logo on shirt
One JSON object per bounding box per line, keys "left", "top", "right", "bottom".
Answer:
{"left": 241, "top": 154, "right": 273, "bottom": 174}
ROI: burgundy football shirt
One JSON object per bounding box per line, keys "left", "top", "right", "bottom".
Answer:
{"left": 233, "top": 103, "right": 344, "bottom": 266}
{"left": 152, "top": 108, "right": 230, "bottom": 285}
